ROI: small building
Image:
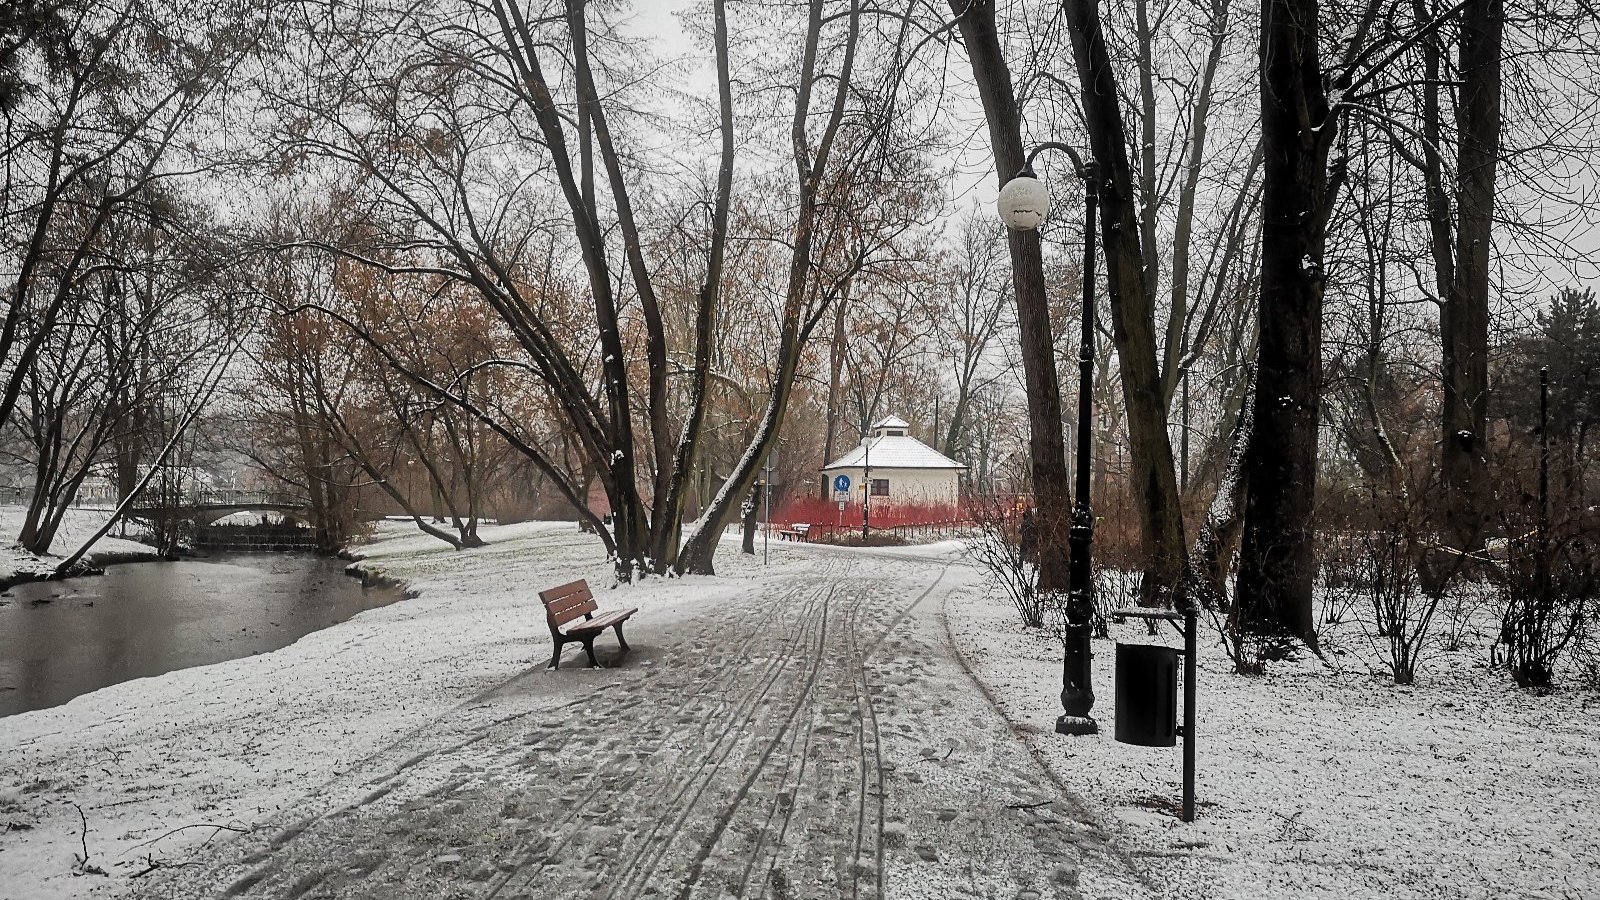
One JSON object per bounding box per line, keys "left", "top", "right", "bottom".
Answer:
{"left": 821, "top": 415, "right": 966, "bottom": 507}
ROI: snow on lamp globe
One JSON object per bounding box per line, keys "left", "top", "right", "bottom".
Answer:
{"left": 997, "top": 173, "right": 1050, "bottom": 231}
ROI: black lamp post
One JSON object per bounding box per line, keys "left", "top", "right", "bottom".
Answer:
{"left": 997, "top": 142, "right": 1100, "bottom": 736}
{"left": 862, "top": 425, "right": 872, "bottom": 540}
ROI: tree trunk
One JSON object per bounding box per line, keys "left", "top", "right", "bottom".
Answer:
{"left": 1235, "top": 0, "right": 1336, "bottom": 647}
{"left": 1191, "top": 365, "right": 1255, "bottom": 609}
{"left": 1062, "top": 0, "right": 1189, "bottom": 602}
{"left": 741, "top": 483, "right": 760, "bottom": 554}
{"left": 430, "top": 479, "right": 446, "bottom": 523}
{"left": 1440, "top": 0, "right": 1501, "bottom": 556}
{"left": 950, "top": 0, "right": 1074, "bottom": 594}
{"left": 646, "top": 0, "right": 736, "bottom": 571}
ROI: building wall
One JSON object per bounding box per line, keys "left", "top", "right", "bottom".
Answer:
{"left": 821, "top": 466, "right": 960, "bottom": 507}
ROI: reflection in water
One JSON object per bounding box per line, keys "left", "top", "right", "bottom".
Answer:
{"left": 0, "top": 553, "right": 404, "bottom": 717}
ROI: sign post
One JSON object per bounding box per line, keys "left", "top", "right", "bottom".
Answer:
{"left": 832, "top": 474, "right": 851, "bottom": 531}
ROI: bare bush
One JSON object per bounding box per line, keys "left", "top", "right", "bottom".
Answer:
{"left": 1090, "top": 564, "right": 1137, "bottom": 639}
{"left": 1573, "top": 631, "right": 1600, "bottom": 691}
{"left": 1438, "top": 583, "right": 1492, "bottom": 653}
{"left": 1495, "top": 532, "right": 1598, "bottom": 689}
{"left": 967, "top": 497, "right": 1051, "bottom": 628}
{"left": 1319, "top": 485, "right": 1458, "bottom": 683}
{"left": 1355, "top": 524, "right": 1440, "bottom": 685}
{"left": 1316, "top": 535, "right": 1366, "bottom": 629}
{"left": 1206, "top": 601, "right": 1267, "bottom": 676}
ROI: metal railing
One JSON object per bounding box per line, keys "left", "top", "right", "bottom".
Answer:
{"left": 799, "top": 517, "right": 973, "bottom": 544}
{"left": 128, "top": 489, "right": 307, "bottom": 510}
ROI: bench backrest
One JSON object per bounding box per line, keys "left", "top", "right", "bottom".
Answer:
{"left": 540, "top": 579, "right": 597, "bottom": 629}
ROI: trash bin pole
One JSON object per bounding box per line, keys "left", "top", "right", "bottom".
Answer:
{"left": 1182, "top": 607, "right": 1197, "bottom": 823}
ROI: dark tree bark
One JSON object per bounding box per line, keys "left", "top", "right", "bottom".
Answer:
{"left": 1439, "top": 0, "right": 1501, "bottom": 556}
{"left": 1235, "top": 0, "right": 1339, "bottom": 646}
{"left": 949, "top": 0, "right": 1073, "bottom": 594}
{"left": 740, "top": 484, "right": 760, "bottom": 555}
{"left": 1062, "top": 0, "right": 1189, "bottom": 603}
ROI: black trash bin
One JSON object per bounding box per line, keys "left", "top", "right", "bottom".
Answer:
{"left": 1114, "top": 642, "right": 1179, "bottom": 747}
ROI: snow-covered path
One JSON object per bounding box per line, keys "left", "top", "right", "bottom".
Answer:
{"left": 135, "top": 548, "right": 1145, "bottom": 900}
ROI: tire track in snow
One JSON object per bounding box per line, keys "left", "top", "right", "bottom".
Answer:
{"left": 855, "top": 561, "right": 950, "bottom": 899}
{"left": 204, "top": 557, "right": 846, "bottom": 900}
{"left": 845, "top": 577, "right": 888, "bottom": 900}
{"left": 582, "top": 560, "right": 841, "bottom": 900}
{"left": 663, "top": 574, "right": 840, "bottom": 900}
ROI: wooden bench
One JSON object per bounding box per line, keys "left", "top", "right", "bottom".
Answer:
{"left": 778, "top": 523, "right": 812, "bottom": 542}
{"left": 538, "top": 579, "right": 637, "bottom": 670}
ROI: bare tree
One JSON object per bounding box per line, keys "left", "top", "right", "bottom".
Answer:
{"left": 1, "top": 0, "right": 270, "bottom": 433}
{"left": 948, "top": 0, "right": 1074, "bottom": 594}
{"left": 679, "top": 0, "right": 943, "bottom": 573}
{"left": 932, "top": 207, "right": 1013, "bottom": 460}
{"left": 11, "top": 188, "right": 242, "bottom": 554}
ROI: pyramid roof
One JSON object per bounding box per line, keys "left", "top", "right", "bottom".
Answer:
{"left": 822, "top": 432, "right": 967, "bottom": 471}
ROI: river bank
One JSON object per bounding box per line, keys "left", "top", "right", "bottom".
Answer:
{"left": 0, "top": 506, "right": 167, "bottom": 590}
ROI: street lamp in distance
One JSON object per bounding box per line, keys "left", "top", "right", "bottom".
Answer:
{"left": 998, "top": 142, "right": 1101, "bottom": 738}
{"left": 862, "top": 425, "right": 872, "bottom": 540}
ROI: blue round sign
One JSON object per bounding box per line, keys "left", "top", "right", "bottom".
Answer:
{"left": 833, "top": 474, "right": 852, "bottom": 492}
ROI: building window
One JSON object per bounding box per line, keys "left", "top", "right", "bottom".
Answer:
{"left": 871, "top": 479, "right": 889, "bottom": 497}
{"left": 888, "top": 429, "right": 905, "bottom": 436}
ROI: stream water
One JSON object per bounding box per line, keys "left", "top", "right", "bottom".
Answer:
{"left": 0, "top": 553, "right": 405, "bottom": 717}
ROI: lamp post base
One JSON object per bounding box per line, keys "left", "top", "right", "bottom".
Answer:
{"left": 1055, "top": 714, "right": 1099, "bottom": 736}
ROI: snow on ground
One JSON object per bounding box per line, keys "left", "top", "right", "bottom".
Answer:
{"left": 119, "top": 538, "right": 1148, "bottom": 900}
{"left": 7, "top": 523, "right": 1147, "bottom": 900}
{"left": 4, "top": 521, "right": 1593, "bottom": 900}
{"left": 944, "top": 567, "right": 1600, "bottom": 900}
{"left": 0, "top": 521, "right": 759, "bottom": 899}
{"left": 0, "top": 507, "right": 163, "bottom": 587}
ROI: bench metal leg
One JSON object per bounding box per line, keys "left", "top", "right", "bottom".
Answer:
{"left": 549, "top": 639, "right": 564, "bottom": 670}
{"left": 583, "top": 637, "right": 600, "bottom": 668}
{"left": 613, "top": 622, "right": 630, "bottom": 652}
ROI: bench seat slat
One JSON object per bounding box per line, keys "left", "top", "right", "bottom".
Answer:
{"left": 539, "top": 578, "right": 589, "bottom": 600}
{"left": 562, "top": 607, "right": 638, "bottom": 636}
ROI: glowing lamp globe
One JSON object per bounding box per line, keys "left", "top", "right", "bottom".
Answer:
{"left": 997, "top": 174, "right": 1051, "bottom": 231}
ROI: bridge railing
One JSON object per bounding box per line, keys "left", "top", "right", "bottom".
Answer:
{"left": 129, "top": 489, "right": 308, "bottom": 510}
